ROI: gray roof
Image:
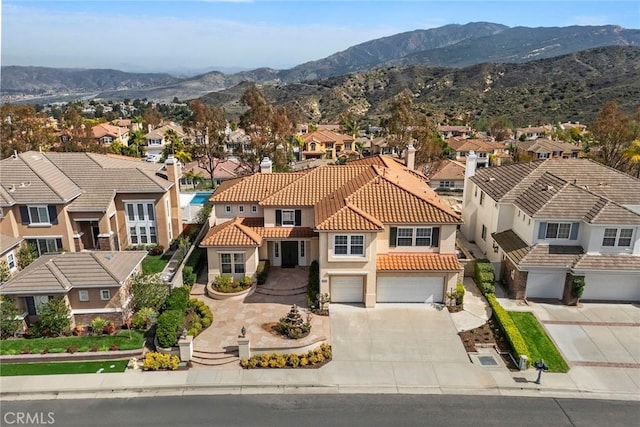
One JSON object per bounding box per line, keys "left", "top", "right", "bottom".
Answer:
{"left": 0, "top": 251, "right": 147, "bottom": 295}
{"left": 519, "top": 138, "right": 581, "bottom": 154}
{"left": 0, "top": 234, "right": 23, "bottom": 256}
{"left": 573, "top": 254, "right": 640, "bottom": 271}
{"left": 0, "top": 152, "right": 174, "bottom": 212}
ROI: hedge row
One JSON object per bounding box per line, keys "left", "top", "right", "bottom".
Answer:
{"left": 256, "top": 260, "right": 270, "bottom": 285}
{"left": 474, "top": 259, "right": 495, "bottom": 295}
{"left": 486, "top": 294, "right": 531, "bottom": 367}
{"left": 240, "top": 343, "right": 332, "bottom": 369}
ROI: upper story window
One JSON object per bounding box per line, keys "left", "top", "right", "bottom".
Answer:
{"left": 276, "top": 209, "right": 301, "bottom": 226}
{"left": 539, "top": 153, "right": 549, "bottom": 159}
{"left": 20, "top": 205, "right": 58, "bottom": 226}
{"left": 225, "top": 205, "right": 232, "bottom": 214}
{"left": 100, "top": 290, "right": 111, "bottom": 301}
{"left": 78, "top": 290, "right": 89, "bottom": 302}
{"left": 148, "top": 138, "right": 162, "bottom": 146}
{"left": 28, "top": 206, "right": 50, "bottom": 224}
{"left": 251, "top": 205, "right": 258, "bottom": 213}
{"left": 238, "top": 205, "right": 245, "bottom": 213}
{"left": 7, "top": 253, "right": 16, "bottom": 270}
{"left": 538, "top": 221, "right": 579, "bottom": 241}
{"left": 479, "top": 191, "right": 485, "bottom": 206}
{"left": 389, "top": 227, "right": 439, "bottom": 248}
{"left": 334, "top": 235, "right": 364, "bottom": 256}
{"left": 602, "top": 228, "right": 633, "bottom": 247}
{"left": 102, "top": 136, "right": 113, "bottom": 144}
{"left": 478, "top": 152, "right": 487, "bottom": 158}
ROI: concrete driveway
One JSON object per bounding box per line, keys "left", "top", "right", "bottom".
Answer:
{"left": 526, "top": 303, "right": 640, "bottom": 367}
{"left": 330, "top": 304, "right": 469, "bottom": 363}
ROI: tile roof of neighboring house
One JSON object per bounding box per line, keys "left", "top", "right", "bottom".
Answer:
{"left": 377, "top": 253, "right": 462, "bottom": 271}
{"left": 448, "top": 138, "right": 505, "bottom": 153}
{"left": 92, "top": 123, "right": 128, "bottom": 139}
{"left": 438, "top": 125, "right": 471, "bottom": 132}
{"left": 0, "top": 234, "right": 23, "bottom": 255}
{"left": 303, "top": 130, "right": 354, "bottom": 144}
{"left": 516, "top": 125, "right": 553, "bottom": 134}
{"left": 211, "top": 173, "right": 303, "bottom": 203}
{"left": 144, "top": 122, "right": 185, "bottom": 140}
{"left": 573, "top": 254, "right": 640, "bottom": 271}
{"left": 316, "top": 124, "right": 341, "bottom": 132}
{"left": 0, "top": 151, "right": 174, "bottom": 211}
{"left": 200, "top": 217, "right": 262, "bottom": 247}
{"left": 427, "top": 160, "right": 466, "bottom": 181}
{"left": 183, "top": 159, "right": 246, "bottom": 181}
{"left": 519, "top": 138, "right": 581, "bottom": 154}
{"left": 0, "top": 251, "right": 146, "bottom": 294}
{"left": 349, "top": 155, "right": 426, "bottom": 180}
{"left": 241, "top": 217, "right": 316, "bottom": 239}
{"left": 492, "top": 230, "right": 584, "bottom": 268}
{"left": 471, "top": 159, "right": 640, "bottom": 207}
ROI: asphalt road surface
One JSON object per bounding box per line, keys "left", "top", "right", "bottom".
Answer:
{"left": 1, "top": 394, "right": 637, "bottom": 427}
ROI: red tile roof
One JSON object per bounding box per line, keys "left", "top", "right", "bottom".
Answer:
{"left": 377, "top": 254, "right": 462, "bottom": 271}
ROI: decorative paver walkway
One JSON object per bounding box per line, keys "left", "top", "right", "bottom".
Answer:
{"left": 190, "top": 267, "right": 331, "bottom": 368}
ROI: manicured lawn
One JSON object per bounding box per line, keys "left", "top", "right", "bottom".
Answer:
{"left": 142, "top": 253, "right": 172, "bottom": 275}
{"left": 509, "top": 311, "right": 570, "bottom": 373}
{"left": 0, "top": 331, "right": 145, "bottom": 355}
{"left": 0, "top": 360, "right": 128, "bottom": 376}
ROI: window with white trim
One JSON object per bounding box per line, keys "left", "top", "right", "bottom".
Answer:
{"left": 545, "top": 222, "right": 571, "bottom": 239}
{"left": 274, "top": 243, "right": 279, "bottom": 258}
{"left": 281, "top": 209, "right": 295, "bottom": 226}
{"left": 125, "top": 201, "right": 158, "bottom": 245}
{"left": 238, "top": 205, "right": 245, "bottom": 213}
{"left": 27, "top": 238, "right": 62, "bottom": 256}
{"left": 396, "top": 227, "right": 432, "bottom": 247}
{"left": 251, "top": 205, "right": 258, "bottom": 213}
{"left": 300, "top": 241, "right": 305, "bottom": 257}
{"left": 28, "top": 206, "right": 50, "bottom": 224}
{"left": 220, "top": 253, "right": 245, "bottom": 274}
{"left": 78, "top": 290, "right": 89, "bottom": 302}
{"left": 225, "top": 205, "right": 231, "bottom": 213}
{"left": 334, "top": 235, "right": 365, "bottom": 256}
{"left": 479, "top": 191, "right": 485, "bottom": 206}
{"left": 100, "top": 290, "right": 111, "bottom": 300}
{"left": 440, "top": 181, "right": 455, "bottom": 188}
{"left": 602, "top": 228, "right": 633, "bottom": 247}
{"left": 7, "top": 253, "right": 16, "bottom": 270}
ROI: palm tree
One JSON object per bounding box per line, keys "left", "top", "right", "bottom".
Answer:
{"left": 623, "top": 139, "right": 640, "bottom": 177}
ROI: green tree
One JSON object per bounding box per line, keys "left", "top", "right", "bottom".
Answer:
{"left": 0, "top": 296, "right": 23, "bottom": 337}
{"left": 589, "top": 101, "right": 639, "bottom": 171}
{"left": 623, "top": 139, "right": 640, "bottom": 178}
{"left": 340, "top": 113, "right": 361, "bottom": 138}
{"left": 38, "top": 297, "right": 71, "bottom": 337}
{"left": 0, "top": 259, "right": 11, "bottom": 282}
{"left": 17, "top": 243, "right": 37, "bottom": 269}
{"left": 131, "top": 273, "right": 170, "bottom": 312}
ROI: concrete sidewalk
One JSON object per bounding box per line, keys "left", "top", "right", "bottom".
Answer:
{"left": 2, "top": 358, "right": 639, "bottom": 401}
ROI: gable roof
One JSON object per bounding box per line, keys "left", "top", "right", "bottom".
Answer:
{"left": 144, "top": 122, "right": 185, "bottom": 140}
{"left": 303, "top": 130, "right": 354, "bottom": 144}
{"left": 427, "top": 160, "right": 466, "bottom": 181}
{"left": 211, "top": 173, "right": 303, "bottom": 203}
{"left": 471, "top": 159, "right": 640, "bottom": 207}
{"left": 0, "top": 234, "right": 23, "bottom": 256}
{"left": 448, "top": 138, "right": 505, "bottom": 153}
{"left": 200, "top": 217, "right": 262, "bottom": 247}
{"left": 0, "top": 251, "right": 146, "bottom": 295}
{"left": 92, "top": 123, "right": 128, "bottom": 139}
{"left": 519, "top": 138, "right": 581, "bottom": 154}
{"left": 377, "top": 253, "right": 461, "bottom": 271}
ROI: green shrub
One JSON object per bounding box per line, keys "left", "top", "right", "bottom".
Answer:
{"left": 131, "top": 307, "right": 158, "bottom": 330}
{"left": 571, "top": 277, "right": 585, "bottom": 298}
{"left": 256, "top": 260, "right": 270, "bottom": 285}
{"left": 143, "top": 352, "right": 179, "bottom": 371}
{"left": 182, "top": 266, "right": 196, "bottom": 287}
{"left": 214, "top": 275, "right": 233, "bottom": 292}
{"left": 307, "top": 260, "right": 320, "bottom": 305}
{"left": 481, "top": 282, "right": 496, "bottom": 294}
{"left": 90, "top": 317, "right": 108, "bottom": 335}
{"left": 184, "top": 298, "right": 213, "bottom": 337}
{"left": 156, "top": 310, "right": 184, "bottom": 348}
{"left": 164, "top": 286, "right": 190, "bottom": 313}
{"left": 455, "top": 283, "right": 465, "bottom": 306}
{"left": 185, "top": 247, "right": 205, "bottom": 275}
{"left": 241, "top": 344, "right": 332, "bottom": 369}
{"left": 37, "top": 297, "right": 71, "bottom": 337}
{"left": 148, "top": 245, "right": 165, "bottom": 256}
{"left": 486, "top": 294, "right": 530, "bottom": 367}
{"left": 474, "top": 259, "right": 496, "bottom": 296}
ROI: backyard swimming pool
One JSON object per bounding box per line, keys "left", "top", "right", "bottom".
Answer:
{"left": 190, "top": 192, "right": 212, "bottom": 205}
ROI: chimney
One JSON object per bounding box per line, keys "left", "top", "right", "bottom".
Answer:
{"left": 260, "top": 157, "right": 273, "bottom": 174}
{"left": 148, "top": 124, "right": 153, "bottom": 133}
{"left": 164, "top": 155, "right": 183, "bottom": 239}
{"left": 465, "top": 150, "right": 478, "bottom": 178}
{"left": 405, "top": 144, "right": 416, "bottom": 170}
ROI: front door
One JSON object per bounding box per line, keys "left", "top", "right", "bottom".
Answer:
{"left": 281, "top": 241, "right": 298, "bottom": 268}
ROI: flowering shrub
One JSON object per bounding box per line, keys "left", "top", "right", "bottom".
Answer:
{"left": 143, "top": 352, "right": 179, "bottom": 371}
{"left": 240, "top": 344, "right": 332, "bottom": 369}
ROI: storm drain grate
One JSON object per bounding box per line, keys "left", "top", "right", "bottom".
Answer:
{"left": 478, "top": 355, "right": 499, "bottom": 366}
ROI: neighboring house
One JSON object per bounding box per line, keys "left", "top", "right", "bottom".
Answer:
{"left": 0, "top": 234, "right": 23, "bottom": 276}
{"left": 369, "top": 137, "right": 397, "bottom": 156}
{"left": 143, "top": 122, "right": 187, "bottom": 159}
{"left": 447, "top": 138, "right": 508, "bottom": 168}
{"left": 224, "top": 129, "right": 251, "bottom": 154}
{"left": 92, "top": 123, "right": 130, "bottom": 146}
{"left": 426, "top": 160, "right": 466, "bottom": 191}
{"left": 180, "top": 158, "right": 246, "bottom": 189}
{"left": 438, "top": 125, "right": 472, "bottom": 139}
{"left": 559, "top": 121, "right": 587, "bottom": 132}
{"left": 301, "top": 130, "right": 358, "bottom": 160}
{"left": 515, "top": 125, "right": 553, "bottom": 141}
{"left": 461, "top": 155, "right": 640, "bottom": 303}
{"left": 111, "top": 119, "right": 143, "bottom": 131}
{"left": 0, "top": 151, "right": 183, "bottom": 255}
{"left": 518, "top": 138, "right": 581, "bottom": 159}
{"left": 0, "top": 251, "right": 146, "bottom": 328}
{"left": 201, "top": 152, "right": 463, "bottom": 307}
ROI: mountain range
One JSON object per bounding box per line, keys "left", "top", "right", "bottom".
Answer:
{"left": 2, "top": 22, "right": 639, "bottom": 113}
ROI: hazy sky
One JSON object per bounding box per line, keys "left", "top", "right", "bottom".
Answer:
{"left": 2, "top": 1, "right": 639, "bottom": 73}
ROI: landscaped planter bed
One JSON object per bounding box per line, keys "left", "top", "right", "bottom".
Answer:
{"left": 0, "top": 331, "right": 145, "bottom": 355}
{"left": 240, "top": 344, "right": 332, "bottom": 369}
{"left": 458, "top": 316, "right": 518, "bottom": 370}
{"left": 206, "top": 281, "right": 256, "bottom": 300}
{"left": 0, "top": 348, "right": 142, "bottom": 364}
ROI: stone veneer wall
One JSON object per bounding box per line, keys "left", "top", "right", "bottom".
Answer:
{"left": 98, "top": 235, "right": 114, "bottom": 251}
{"left": 501, "top": 257, "right": 528, "bottom": 300}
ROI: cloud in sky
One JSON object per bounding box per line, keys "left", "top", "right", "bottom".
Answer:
{"left": 1, "top": 4, "right": 400, "bottom": 71}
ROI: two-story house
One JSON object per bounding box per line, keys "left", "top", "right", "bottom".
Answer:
{"left": 515, "top": 125, "right": 553, "bottom": 141}
{"left": 92, "top": 123, "right": 130, "bottom": 146}
{"left": 0, "top": 151, "right": 183, "bottom": 256}
{"left": 518, "top": 138, "right": 581, "bottom": 160}
{"left": 438, "top": 125, "right": 472, "bottom": 140}
{"left": 143, "top": 122, "right": 187, "bottom": 160}
{"left": 447, "top": 138, "right": 509, "bottom": 168}
{"left": 461, "top": 154, "right": 640, "bottom": 303}
{"left": 201, "top": 154, "right": 462, "bottom": 307}
{"left": 301, "top": 130, "right": 358, "bottom": 160}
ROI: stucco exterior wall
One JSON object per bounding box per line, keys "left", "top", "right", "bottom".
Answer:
{"left": 207, "top": 246, "right": 259, "bottom": 283}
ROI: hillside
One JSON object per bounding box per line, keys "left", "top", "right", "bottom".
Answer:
{"left": 0, "top": 66, "right": 181, "bottom": 97}
{"left": 199, "top": 46, "right": 640, "bottom": 126}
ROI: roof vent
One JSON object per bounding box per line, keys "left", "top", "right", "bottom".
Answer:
{"left": 542, "top": 185, "right": 554, "bottom": 191}
{"left": 104, "top": 254, "right": 115, "bottom": 261}
{"left": 8, "top": 184, "right": 15, "bottom": 192}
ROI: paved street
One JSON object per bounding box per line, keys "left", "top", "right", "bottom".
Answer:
{"left": 2, "top": 395, "right": 637, "bottom": 427}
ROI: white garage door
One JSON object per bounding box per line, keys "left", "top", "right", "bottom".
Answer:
{"left": 330, "top": 276, "right": 364, "bottom": 303}
{"left": 583, "top": 273, "right": 640, "bottom": 301}
{"left": 376, "top": 276, "right": 444, "bottom": 303}
{"left": 526, "top": 272, "right": 565, "bottom": 300}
